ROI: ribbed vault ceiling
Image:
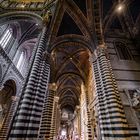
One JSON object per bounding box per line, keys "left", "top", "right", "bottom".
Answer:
{"left": 49, "top": 0, "right": 140, "bottom": 112}
{"left": 0, "top": 0, "right": 139, "bottom": 112}
{"left": 51, "top": 44, "right": 90, "bottom": 112}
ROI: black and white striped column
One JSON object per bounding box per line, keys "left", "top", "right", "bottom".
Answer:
{"left": 93, "top": 48, "right": 131, "bottom": 140}
{"left": 38, "top": 83, "right": 57, "bottom": 139}
{"left": 9, "top": 27, "right": 50, "bottom": 139}
{"left": 49, "top": 96, "right": 59, "bottom": 140}
{"left": 85, "top": 91, "right": 93, "bottom": 140}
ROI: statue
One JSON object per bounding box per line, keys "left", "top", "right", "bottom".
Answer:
{"left": 131, "top": 88, "right": 140, "bottom": 107}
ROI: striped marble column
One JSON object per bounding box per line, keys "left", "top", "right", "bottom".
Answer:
{"left": 93, "top": 47, "right": 131, "bottom": 140}
{"left": 9, "top": 27, "right": 50, "bottom": 139}
{"left": 49, "top": 96, "right": 59, "bottom": 140}
{"left": 38, "top": 83, "right": 57, "bottom": 139}
{"left": 85, "top": 91, "right": 93, "bottom": 140}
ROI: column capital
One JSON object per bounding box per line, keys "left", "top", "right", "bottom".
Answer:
{"left": 48, "top": 83, "right": 57, "bottom": 91}
{"left": 90, "top": 44, "right": 107, "bottom": 62}
{"left": 74, "top": 105, "right": 80, "bottom": 114}
{"left": 89, "top": 53, "right": 97, "bottom": 62}
{"left": 98, "top": 43, "right": 106, "bottom": 49}
{"left": 76, "top": 105, "right": 80, "bottom": 110}
{"left": 11, "top": 96, "right": 19, "bottom": 101}
{"left": 42, "top": 11, "right": 52, "bottom": 25}
{"left": 95, "top": 44, "right": 109, "bottom": 59}
{"left": 42, "top": 51, "right": 52, "bottom": 64}
{"left": 54, "top": 96, "right": 59, "bottom": 102}
{"left": 97, "top": 45, "right": 107, "bottom": 53}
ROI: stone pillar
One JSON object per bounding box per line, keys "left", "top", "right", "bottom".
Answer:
{"left": 74, "top": 105, "right": 81, "bottom": 138}
{"left": 50, "top": 96, "right": 59, "bottom": 140}
{"left": 56, "top": 106, "right": 61, "bottom": 137}
{"left": 85, "top": 91, "right": 93, "bottom": 140}
{"left": 38, "top": 83, "right": 57, "bottom": 140}
{"left": 93, "top": 47, "right": 131, "bottom": 140}
{"left": 9, "top": 27, "right": 51, "bottom": 139}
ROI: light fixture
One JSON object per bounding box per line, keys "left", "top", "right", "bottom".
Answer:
{"left": 116, "top": 3, "right": 125, "bottom": 13}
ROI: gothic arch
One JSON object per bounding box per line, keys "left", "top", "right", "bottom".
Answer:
{"left": 50, "top": 40, "right": 91, "bottom": 114}
{"left": 48, "top": 0, "right": 95, "bottom": 48}
{"left": 0, "top": 11, "right": 43, "bottom": 26}
{"left": 2, "top": 77, "right": 19, "bottom": 96}
{"left": 0, "top": 79, "right": 16, "bottom": 132}
{"left": 0, "top": 79, "right": 16, "bottom": 109}
{"left": 15, "top": 38, "right": 38, "bottom": 62}
{"left": 49, "top": 35, "right": 94, "bottom": 53}
{"left": 103, "top": 0, "right": 134, "bottom": 34}
{"left": 114, "top": 41, "right": 132, "bottom": 60}
{"left": 1, "top": 79, "right": 16, "bottom": 96}
{"left": 50, "top": 41, "right": 92, "bottom": 82}
{"left": 0, "top": 22, "right": 22, "bottom": 52}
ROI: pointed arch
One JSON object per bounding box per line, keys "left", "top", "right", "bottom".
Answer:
{"left": 0, "top": 11, "right": 43, "bottom": 26}
{"left": 48, "top": 0, "right": 94, "bottom": 48}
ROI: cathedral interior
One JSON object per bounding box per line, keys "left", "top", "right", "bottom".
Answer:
{"left": 0, "top": 0, "right": 140, "bottom": 140}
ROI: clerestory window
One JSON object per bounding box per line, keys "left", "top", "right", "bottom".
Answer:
{"left": 16, "top": 51, "right": 24, "bottom": 70}
{"left": 115, "top": 42, "right": 132, "bottom": 60}
{"left": 0, "top": 28, "right": 12, "bottom": 49}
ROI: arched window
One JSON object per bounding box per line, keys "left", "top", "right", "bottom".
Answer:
{"left": 16, "top": 51, "right": 24, "bottom": 70}
{"left": 0, "top": 28, "right": 12, "bottom": 49}
{"left": 115, "top": 42, "right": 132, "bottom": 60}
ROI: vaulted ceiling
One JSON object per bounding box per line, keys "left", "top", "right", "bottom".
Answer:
{"left": 47, "top": 0, "right": 140, "bottom": 112}
{"left": 0, "top": 0, "right": 139, "bottom": 112}
{"left": 51, "top": 43, "right": 91, "bottom": 111}
{"left": 48, "top": 0, "right": 95, "bottom": 112}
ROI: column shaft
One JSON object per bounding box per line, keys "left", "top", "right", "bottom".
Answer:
{"left": 85, "top": 91, "right": 93, "bottom": 140}
{"left": 9, "top": 27, "right": 50, "bottom": 139}
{"left": 93, "top": 49, "right": 131, "bottom": 140}
{"left": 49, "top": 96, "right": 59, "bottom": 140}
{"left": 38, "top": 87, "right": 56, "bottom": 140}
